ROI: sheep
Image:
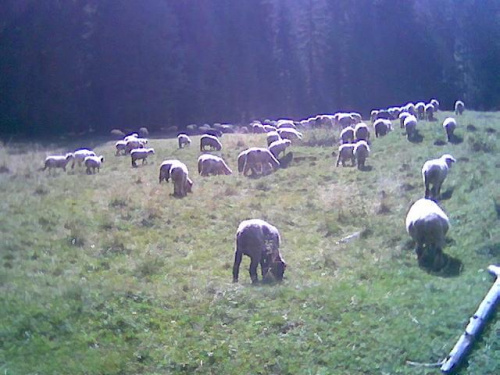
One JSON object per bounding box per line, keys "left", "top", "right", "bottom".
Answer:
{"left": 131, "top": 148, "right": 155, "bottom": 167}
{"left": 442, "top": 117, "right": 457, "bottom": 142}
{"left": 43, "top": 153, "right": 74, "bottom": 173}
{"left": 399, "top": 112, "right": 411, "bottom": 129}
{"left": 353, "top": 140, "right": 370, "bottom": 169}
{"left": 336, "top": 143, "right": 355, "bottom": 167}
{"left": 72, "top": 148, "right": 96, "bottom": 168}
{"left": 124, "top": 133, "right": 139, "bottom": 142}
{"left": 266, "top": 131, "right": 281, "bottom": 146}
{"left": 374, "top": 119, "right": 392, "bottom": 137}
{"left": 454, "top": 100, "right": 465, "bottom": 115}
{"left": 198, "top": 154, "right": 232, "bottom": 176}
{"left": 415, "top": 102, "right": 426, "bottom": 120}
{"left": 238, "top": 147, "right": 280, "bottom": 176}
{"left": 115, "top": 140, "right": 127, "bottom": 156}
{"left": 370, "top": 110, "right": 379, "bottom": 122}
{"left": 84, "top": 155, "right": 104, "bottom": 174}
{"left": 178, "top": 134, "right": 192, "bottom": 149}
{"left": 263, "top": 125, "right": 277, "bottom": 133}
{"left": 424, "top": 103, "right": 435, "bottom": 121}
{"left": 339, "top": 126, "right": 355, "bottom": 144}
{"left": 276, "top": 119, "right": 296, "bottom": 129}
{"left": 170, "top": 161, "right": 191, "bottom": 197}
{"left": 405, "top": 198, "right": 450, "bottom": 270}
{"left": 350, "top": 112, "right": 362, "bottom": 124}
{"left": 125, "top": 138, "right": 146, "bottom": 154}
{"left": 335, "top": 113, "right": 356, "bottom": 128}
{"left": 158, "top": 160, "right": 193, "bottom": 194}
{"left": 200, "top": 134, "right": 222, "bottom": 151}
{"left": 354, "top": 122, "right": 370, "bottom": 142}
{"left": 233, "top": 219, "right": 286, "bottom": 284}
{"left": 277, "top": 128, "right": 303, "bottom": 142}
{"left": 422, "top": 154, "right": 456, "bottom": 200}
{"left": 430, "top": 98, "right": 440, "bottom": 112}
{"left": 251, "top": 123, "right": 266, "bottom": 133}
{"left": 268, "top": 139, "right": 291, "bottom": 159}
{"left": 388, "top": 107, "right": 401, "bottom": 119}
{"left": 404, "top": 115, "right": 418, "bottom": 140}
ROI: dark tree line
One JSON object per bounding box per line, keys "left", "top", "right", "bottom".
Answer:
{"left": 1, "top": 0, "right": 499, "bottom": 137}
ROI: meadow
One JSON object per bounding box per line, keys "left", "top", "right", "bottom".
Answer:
{"left": 0, "top": 111, "right": 499, "bottom": 374}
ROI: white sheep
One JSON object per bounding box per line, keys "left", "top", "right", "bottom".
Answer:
{"left": 72, "top": 148, "right": 96, "bottom": 168}
{"left": 354, "top": 122, "right": 370, "bottom": 142}
{"left": 405, "top": 198, "right": 450, "bottom": 270}
{"left": 424, "top": 103, "right": 435, "bottom": 121}
{"left": 178, "top": 134, "right": 192, "bottom": 149}
{"left": 43, "top": 153, "right": 74, "bottom": 173}
{"left": 430, "top": 98, "right": 440, "bottom": 112}
{"left": 198, "top": 154, "right": 232, "bottom": 176}
{"left": 84, "top": 155, "right": 104, "bottom": 174}
{"left": 233, "top": 219, "right": 286, "bottom": 284}
{"left": 170, "top": 161, "right": 191, "bottom": 197}
{"left": 276, "top": 119, "right": 296, "bottom": 129}
{"left": 370, "top": 110, "right": 379, "bottom": 123}
{"left": 415, "top": 102, "right": 426, "bottom": 120}
{"left": 123, "top": 133, "right": 139, "bottom": 142}
{"left": 251, "top": 123, "right": 266, "bottom": 133}
{"left": 238, "top": 147, "right": 280, "bottom": 176}
{"left": 350, "top": 112, "right": 362, "bottom": 124}
{"left": 336, "top": 143, "right": 355, "bottom": 167}
{"left": 404, "top": 115, "right": 418, "bottom": 140}
{"left": 125, "top": 138, "right": 146, "bottom": 153}
{"left": 388, "top": 107, "right": 401, "bottom": 119}
{"left": 374, "top": 119, "right": 392, "bottom": 137}
{"left": 353, "top": 140, "right": 370, "bottom": 169}
{"left": 442, "top": 117, "right": 457, "bottom": 142}
{"left": 268, "top": 139, "right": 291, "bottom": 159}
{"left": 266, "top": 131, "right": 281, "bottom": 146}
{"left": 454, "top": 100, "right": 465, "bottom": 115}
{"left": 115, "top": 140, "right": 127, "bottom": 156}
{"left": 399, "top": 112, "right": 410, "bottom": 129}
{"left": 422, "top": 154, "right": 456, "bottom": 200}
{"left": 339, "top": 126, "right": 355, "bottom": 144}
{"left": 200, "top": 134, "right": 222, "bottom": 151}
{"left": 131, "top": 148, "right": 155, "bottom": 167}
{"left": 277, "top": 128, "right": 303, "bottom": 142}
{"left": 263, "top": 125, "right": 277, "bottom": 133}
{"left": 159, "top": 160, "right": 193, "bottom": 192}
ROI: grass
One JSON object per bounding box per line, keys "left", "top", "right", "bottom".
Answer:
{"left": 0, "top": 111, "right": 499, "bottom": 374}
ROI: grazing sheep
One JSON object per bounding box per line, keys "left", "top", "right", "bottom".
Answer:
{"left": 198, "top": 154, "right": 232, "bottom": 176}
{"left": 430, "top": 98, "right": 440, "bottom": 112}
{"left": 404, "top": 115, "right": 418, "bottom": 140}
{"left": 178, "top": 134, "right": 192, "bottom": 149}
{"left": 239, "top": 147, "right": 280, "bottom": 176}
{"left": 405, "top": 198, "right": 450, "bottom": 270}
{"left": 399, "top": 112, "right": 411, "bottom": 129}
{"left": 424, "top": 103, "right": 435, "bottom": 121}
{"left": 442, "top": 117, "right": 457, "bottom": 142}
{"left": 43, "top": 153, "right": 74, "bottom": 173}
{"left": 131, "top": 148, "right": 155, "bottom": 167}
{"left": 158, "top": 160, "right": 193, "bottom": 194}
{"left": 402, "top": 102, "right": 417, "bottom": 117}
{"left": 233, "top": 219, "right": 286, "bottom": 284}
{"left": 336, "top": 113, "right": 356, "bottom": 128}
{"left": 455, "top": 100, "right": 465, "bottom": 115}
{"left": 336, "top": 143, "right": 355, "bottom": 167}
{"left": 276, "top": 119, "right": 296, "bottom": 129}
{"left": 353, "top": 140, "right": 370, "bottom": 169}
{"left": 251, "top": 123, "right": 266, "bottom": 133}
{"left": 422, "top": 154, "right": 456, "bottom": 200}
{"left": 277, "top": 128, "right": 303, "bottom": 142}
{"left": 266, "top": 131, "right": 281, "bottom": 146}
{"left": 124, "top": 133, "right": 139, "bottom": 142}
{"left": 268, "top": 139, "right": 291, "bottom": 158}
{"left": 263, "top": 125, "right": 277, "bottom": 133}
{"left": 84, "top": 155, "right": 104, "bottom": 174}
{"left": 115, "top": 140, "right": 127, "bottom": 156}
{"left": 374, "top": 119, "right": 392, "bottom": 137}
{"left": 415, "top": 102, "right": 426, "bottom": 120}
{"left": 72, "top": 148, "right": 96, "bottom": 168}
{"left": 354, "top": 122, "right": 370, "bottom": 142}
{"left": 388, "top": 107, "right": 401, "bottom": 120}
{"left": 125, "top": 138, "right": 146, "bottom": 153}
{"left": 350, "top": 112, "right": 362, "bottom": 124}
{"left": 340, "top": 126, "right": 355, "bottom": 144}
{"left": 200, "top": 134, "right": 222, "bottom": 151}
{"left": 170, "top": 161, "right": 190, "bottom": 197}
{"left": 374, "top": 109, "right": 392, "bottom": 121}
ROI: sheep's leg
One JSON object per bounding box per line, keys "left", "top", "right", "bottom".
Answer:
{"left": 260, "top": 256, "right": 270, "bottom": 278}
{"left": 232, "top": 251, "right": 242, "bottom": 283}
{"left": 249, "top": 258, "right": 259, "bottom": 284}
{"left": 424, "top": 183, "right": 431, "bottom": 199}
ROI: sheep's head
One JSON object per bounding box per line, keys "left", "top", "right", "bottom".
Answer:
{"left": 269, "top": 258, "right": 286, "bottom": 281}
{"left": 442, "top": 154, "right": 456, "bottom": 167}
{"left": 65, "top": 153, "right": 75, "bottom": 160}
{"left": 99, "top": 156, "right": 105, "bottom": 163}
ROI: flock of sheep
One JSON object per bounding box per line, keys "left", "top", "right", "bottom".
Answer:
{"left": 42, "top": 99, "right": 466, "bottom": 282}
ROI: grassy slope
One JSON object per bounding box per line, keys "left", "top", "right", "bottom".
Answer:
{"left": 0, "top": 111, "right": 498, "bottom": 374}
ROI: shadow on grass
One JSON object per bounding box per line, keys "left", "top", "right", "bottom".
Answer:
{"left": 449, "top": 134, "right": 463, "bottom": 144}
{"left": 434, "top": 139, "right": 447, "bottom": 146}
{"left": 408, "top": 131, "right": 424, "bottom": 143}
{"left": 278, "top": 152, "right": 294, "bottom": 168}
{"left": 358, "top": 165, "right": 373, "bottom": 172}
{"left": 440, "top": 188, "right": 454, "bottom": 200}
{"left": 419, "top": 253, "right": 463, "bottom": 278}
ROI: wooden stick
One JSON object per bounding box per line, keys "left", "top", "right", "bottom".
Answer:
{"left": 440, "top": 265, "right": 500, "bottom": 373}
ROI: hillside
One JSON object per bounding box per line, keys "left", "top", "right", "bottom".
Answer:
{"left": 0, "top": 111, "right": 499, "bottom": 374}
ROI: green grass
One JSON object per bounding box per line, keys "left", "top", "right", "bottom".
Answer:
{"left": 0, "top": 111, "right": 499, "bottom": 374}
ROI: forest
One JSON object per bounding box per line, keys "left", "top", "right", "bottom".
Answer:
{"left": 1, "top": 0, "right": 499, "bottom": 136}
